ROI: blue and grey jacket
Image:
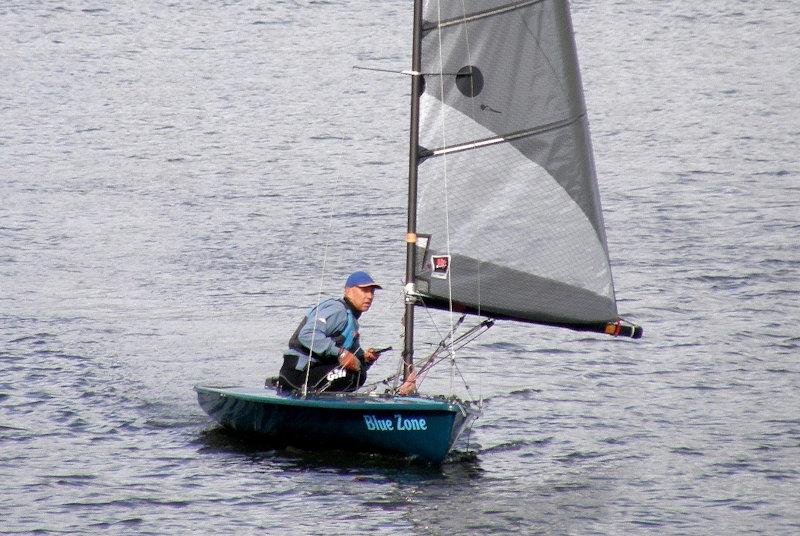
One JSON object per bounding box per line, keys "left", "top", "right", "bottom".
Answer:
{"left": 285, "top": 298, "right": 366, "bottom": 371}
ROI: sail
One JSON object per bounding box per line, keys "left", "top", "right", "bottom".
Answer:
{"left": 413, "top": 0, "right": 618, "bottom": 331}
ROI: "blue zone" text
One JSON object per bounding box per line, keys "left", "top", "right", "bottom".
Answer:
{"left": 363, "top": 414, "right": 428, "bottom": 431}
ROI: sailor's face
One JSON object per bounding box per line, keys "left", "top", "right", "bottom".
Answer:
{"left": 345, "top": 285, "right": 377, "bottom": 312}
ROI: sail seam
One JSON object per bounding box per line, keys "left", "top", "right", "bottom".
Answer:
{"left": 427, "top": 113, "right": 585, "bottom": 157}
{"left": 423, "top": 0, "right": 546, "bottom": 31}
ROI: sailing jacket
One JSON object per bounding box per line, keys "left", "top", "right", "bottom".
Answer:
{"left": 285, "top": 298, "right": 366, "bottom": 371}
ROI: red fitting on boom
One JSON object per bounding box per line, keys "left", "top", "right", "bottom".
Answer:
{"left": 605, "top": 318, "right": 643, "bottom": 339}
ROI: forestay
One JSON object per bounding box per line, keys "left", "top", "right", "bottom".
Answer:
{"left": 413, "top": 0, "right": 620, "bottom": 332}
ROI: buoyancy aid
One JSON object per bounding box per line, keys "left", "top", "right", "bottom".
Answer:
{"left": 287, "top": 298, "right": 359, "bottom": 365}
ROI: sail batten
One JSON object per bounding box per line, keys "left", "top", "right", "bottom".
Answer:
{"left": 425, "top": 113, "right": 586, "bottom": 158}
{"left": 414, "top": 0, "right": 620, "bottom": 329}
{"left": 423, "top": 0, "right": 546, "bottom": 31}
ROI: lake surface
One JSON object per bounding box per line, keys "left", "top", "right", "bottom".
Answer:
{"left": 2, "top": 1, "right": 798, "bottom": 534}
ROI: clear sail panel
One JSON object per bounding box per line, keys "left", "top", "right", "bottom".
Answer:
{"left": 415, "top": 0, "right": 618, "bottom": 328}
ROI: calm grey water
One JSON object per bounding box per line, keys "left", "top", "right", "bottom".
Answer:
{"left": 2, "top": 1, "right": 798, "bottom": 534}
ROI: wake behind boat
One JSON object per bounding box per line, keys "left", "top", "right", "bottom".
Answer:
{"left": 196, "top": 0, "right": 641, "bottom": 465}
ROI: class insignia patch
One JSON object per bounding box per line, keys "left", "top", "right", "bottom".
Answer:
{"left": 431, "top": 255, "right": 450, "bottom": 279}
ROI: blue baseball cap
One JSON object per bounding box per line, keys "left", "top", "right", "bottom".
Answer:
{"left": 345, "top": 271, "right": 382, "bottom": 289}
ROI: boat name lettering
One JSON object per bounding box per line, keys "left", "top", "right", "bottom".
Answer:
{"left": 363, "top": 414, "right": 427, "bottom": 431}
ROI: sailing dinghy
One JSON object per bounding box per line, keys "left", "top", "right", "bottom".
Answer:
{"left": 196, "top": 0, "right": 642, "bottom": 465}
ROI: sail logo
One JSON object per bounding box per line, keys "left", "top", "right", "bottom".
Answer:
{"left": 431, "top": 255, "right": 450, "bottom": 279}
{"left": 363, "top": 414, "right": 428, "bottom": 431}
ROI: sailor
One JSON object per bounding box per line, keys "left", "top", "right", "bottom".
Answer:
{"left": 276, "top": 271, "right": 382, "bottom": 393}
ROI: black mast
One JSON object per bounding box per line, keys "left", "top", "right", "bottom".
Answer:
{"left": 402, "top": 0, "right": 424, "bottom": 382}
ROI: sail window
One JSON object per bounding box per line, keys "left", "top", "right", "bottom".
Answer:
{"left": 455, "top": 66, "right": 483, "bottom": 97}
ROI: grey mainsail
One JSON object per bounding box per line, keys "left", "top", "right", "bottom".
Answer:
{"left": 412, "top": 0, "right": 623, "bottom": 332}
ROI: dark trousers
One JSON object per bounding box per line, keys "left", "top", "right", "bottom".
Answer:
{"left": 277, "top": 355, "right": 365, "bottom": 393}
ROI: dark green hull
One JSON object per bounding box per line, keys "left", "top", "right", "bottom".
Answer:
{"left": 195, "top": 385, "right": 478, "bottom": 464}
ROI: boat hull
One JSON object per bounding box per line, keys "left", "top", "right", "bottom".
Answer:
{"left": 195, "top": 385, "right": 478, "bottom": 464}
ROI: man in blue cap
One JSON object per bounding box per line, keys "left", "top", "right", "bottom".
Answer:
{"left": 276, "top": 271, "right": 383, "bottom": 393}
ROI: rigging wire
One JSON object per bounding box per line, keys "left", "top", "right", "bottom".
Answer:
{"left": 300, "top": 167, "right": 342, "bottom": 398}
{"left": 296, "top": 72, "right": 354, "bottom": 395}
{"left": 434, "top": 0, "right": 458, "bottom": 398}
{"left": 457, "top": 0, "right": 486, "bottom": 407}
{"left": 364, "top": 298, "right": 494, "bottom": 398}
{"left": 341, "top": 4, "right": 495, "bottom": 402}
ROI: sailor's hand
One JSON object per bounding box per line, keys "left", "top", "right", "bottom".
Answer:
{"left": 363, "top": 347, "right": 379, "bottom": 363}
{"left": 338, "top": 350, "right": 361, "bottom": 371}
{"left": 398, "top": 371, "right": 417, "bottom": 396}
